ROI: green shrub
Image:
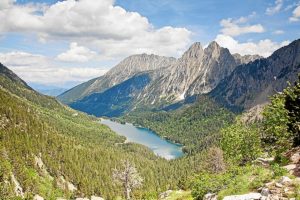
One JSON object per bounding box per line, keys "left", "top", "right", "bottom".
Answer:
{"left": 271, "top": 164, "right": 288, "bottom": 178}
{"left": 191, "top": 172, "right": 230, "bottom": 200}
{"left": 221, "top": 122, "right": 262, "bottom": 164}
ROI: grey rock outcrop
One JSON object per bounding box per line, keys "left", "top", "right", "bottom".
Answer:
{"left": 223, "top": 193, "right": 262, "bottom": 200}
{"left": 203, "top": 193, "right": 218, "bottom": 200}
{"left": 33, "top": 194, "right": 44, "bottom": 200}
{"left": 11, "top": 173, "right": 24, "bottom": 198}
{"left": 91, "top": 196, "right": 105, "bottom": 200}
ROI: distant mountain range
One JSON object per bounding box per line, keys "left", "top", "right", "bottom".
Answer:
{"left": 29, "top": 83, "right": 68, "bottom": 97}
{"left": 57, "top": 39, "right": 300, "bottom": 117}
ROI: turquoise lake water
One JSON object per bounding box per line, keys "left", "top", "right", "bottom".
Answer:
{"left": 101, "top": 119, "right": 184, "bottom": 160}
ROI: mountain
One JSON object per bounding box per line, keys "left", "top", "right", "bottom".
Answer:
{"left": 58, "top": 54, "right": 176, "bottom": 104}
{"left": 65, "top": 41, "right": 259, "bottom": 117}
{"left": 29, "top": 83, "right": 68, "bottom": 96}
{"left": 210, "top": 39, "right": 300, "bottom": 111}
{"left": 144, "top": 41, "right": 257, "bottom": 103}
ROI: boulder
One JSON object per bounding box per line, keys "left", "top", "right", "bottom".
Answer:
{"left": 223, "top": 193, "right": 262, "bottom": 200}
{"left": 33, "top": 194, "right": 44, "bottom": 200}
{"left": 203, "top": 193, "right": 217, "bottom": 200}
{"left": 283, "top": 164, "right": 297, "bottom": 172}
{"left": 159, "top": 190, "right": 173, "bottom": 199}
{"left": 279, "top": 176, "right": 292, "bottom": 185}
{"left": 290, "top": 152, "right": 300, "bottom": 164}
{"left": 57, "top": 175, "right": 77, "bottom": 192}
{"left": 275, "top": 183, "right": 283, "bottom": 188}
{"left": 91, "top": 196, "right": 105, "bottom": 200}
{"left": 261, "top": 188, "right": 270, "bottom": 197}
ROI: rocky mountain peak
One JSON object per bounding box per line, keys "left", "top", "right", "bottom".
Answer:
{"left": 206, "top": 41, "right": 220, "bottom": 50}
{"left": 204, "top": 41, "right": 231, "bottom": 60}
{"left": 181, "top": 42, "right": 204, "bottom": 60}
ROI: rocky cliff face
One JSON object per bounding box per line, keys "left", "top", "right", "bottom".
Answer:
{"left": 210, "top": 39, "right": 300, "bottom": 111}
{"left": 140, "top": 41, "right": 254, "bottom": 104}
{"left": 58, "top": 54, "right": 176, "bottom": 104}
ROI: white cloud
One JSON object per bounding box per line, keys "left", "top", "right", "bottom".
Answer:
{"left": 0, "top": 51, "right": 107, "bottom": 85}
{"left": 0, "top": 0, "right": 15, "bottom": 10}
{"left": 220, "top": 15, "right": 265, "bottom": 37}
{"left": 57, "top": 42, "right": 97, "bottom": 62}
{"left": 215, "top": 34, "right": 290, "bottom": 57}
{"left": 0, "top": 0, "right": 191, "bottom": 59}
{"left": 289, "top": 6, "right": 300, "bottom": 22}
{"left": 266, "top": 0, "right": 284, "bottom": 15}
{"left": 273, "top": 30, "right": 285, "bottom": 35}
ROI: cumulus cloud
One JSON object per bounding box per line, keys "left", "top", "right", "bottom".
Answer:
{"left": 57, "top": 42, "right": 97, "bottom": 62}
{"left": 0, "top": 0, "right": 191, "bottom": 58}
{"left": 0, "top": 51, "right": 107, "bottom": 85}
{"left": 289, "top": 6, "right": 300, "bottom": 22}
{"left": 266, "top": 0, "right": 284, "bottom": 15}
{"left": 215, "top": 34, "right": 290, "bottom": 57}
{"left": 220, "top": 15, "right": 265, "bottom": 37}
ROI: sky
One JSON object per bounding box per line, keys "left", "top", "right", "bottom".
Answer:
{"left": 0, "top": 0, "right": 299, "bottom": 88}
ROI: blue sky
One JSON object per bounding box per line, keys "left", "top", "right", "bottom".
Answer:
{"left": 0, "top": 0, "right": 299, "bottom": 88}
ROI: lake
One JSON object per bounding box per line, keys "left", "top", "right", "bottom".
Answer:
{"left": 101, "top": 119, "right": 184, "bottom": 160}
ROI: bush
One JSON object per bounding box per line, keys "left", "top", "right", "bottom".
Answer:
{"left": 271, "top": 164, "right": 288, "bottom": 178}
{"left": 191, "top": 172, "right": 230, "bottom": 200}
{"left": 221, "top": 122, "right": 262, "bottom": 164}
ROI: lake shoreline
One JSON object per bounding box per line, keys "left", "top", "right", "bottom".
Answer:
{"left": 103, "top": 117, "right": 185, "bottom": 148}
{"left": 99, "top": 118, "right": 185, "bottom": 160}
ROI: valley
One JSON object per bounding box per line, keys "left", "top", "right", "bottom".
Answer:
{"left": 0, "top": 2, "right": 300, "bottom": 198}
{"left": 1, "top": 38, "right": 300, "bottom": 199}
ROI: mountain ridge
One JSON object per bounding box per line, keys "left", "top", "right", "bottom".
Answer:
{"left": 210, "top": 39, "right": 300, "bottom": 111}
{"left": 57, "top": 54, "right": 176, "bottom": 104}
{"left": 63, "top": 41, "right": 261, "bottom": 117}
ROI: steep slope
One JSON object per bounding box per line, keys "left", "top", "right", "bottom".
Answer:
{"left": 58, "top": 54, "right": 176, "bottom": 104}
{"left": 210, "top": 39, "right": 300, "bottom": 111}
{"left": 0, "top": 63, "right": 29, "bottom": 88}
{"left": 70, "top": 73, "right": 152, "bottom": 117}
